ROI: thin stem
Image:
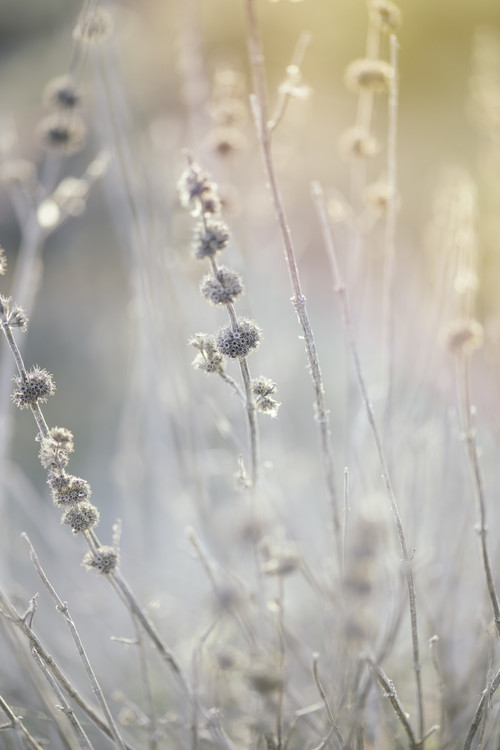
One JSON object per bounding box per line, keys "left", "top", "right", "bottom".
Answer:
{"left": 312, "top": 181, "right": 424, "bottom": 744}
{"left": 23, "top": 534, "right": 127, "bottom": 750}
{"left": 312, "top": 653, "right": 344, "bottom": 749}
{"left": 0, "top": 694, "right": 46, "bottom": 750}
{"left": 366, "top": 658, "right": 418, "bottom": 749}
{"left": 245, "top": 0, "right": 340, "bottom": 548}
{"left": 463, "top": 668, "right": 500, "bottom": 750}
{"left": 454, "top": 354, "right": 500, "bottom": 635}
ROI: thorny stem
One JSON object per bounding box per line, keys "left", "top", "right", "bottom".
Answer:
{"left": 23, "top": 534, "right": 127, "bottom": 750}
{"left": 245, "top": 0, "right": 340, "bottom": 549}
{"left": 312, "top": 182, "right": 424, "bottom": 745}
{"left": 0, "top": 693, "right": 45, "bottom": 750}
{"left": 454, "top": 354, "right": 500, "bottom": 636}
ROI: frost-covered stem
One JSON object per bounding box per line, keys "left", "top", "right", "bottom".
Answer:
{"left": 464, "top": 668, "right": 500, "bottom": 750}
{"left": 245, "top": 0, "right": 340, "bottom": 544}
{"left": 454, "top": 355, "right": 500, "bottom": 636}
{"left": 367, "top": 659, "right": 418, "bottom": 749}
{"left": 382, "top": 35, "right": 399, "bottom": 434}
{"left": 31, "top": 649, "right": 95, "bottom": 750}
{"left": 23, "top": 535, "right": 127, "bottom": 750}
{"left": 312, "top": 653, "right": 344, "bottom": 748}
{"left": 0, "top": 693, "right": 46, "bottom": 750}
{"left": 312, "top": 181, "right": 424, "bottom": 743}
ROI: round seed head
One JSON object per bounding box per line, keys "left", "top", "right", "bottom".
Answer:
{"left": 443, "top": 319, "right": 484, "bottom": 355}
{"left": 49, "top": 426, "right": 75, "bottom": 453}
{"left": 51, "top": 474, "right": 92, "bottom": 506}
{"left": 37, "top": 113, "right": 87, "bottom": 155}
{"left": 216, "top": 318, "right": 261, "bottom": 359}
{"left": 83, "top": 546, "right": 119, "bottom": 574}
{"left": 192, "top": 217, "right": 230, "bottom": 259}
{"left": 370, "top": 0, "right": 402, "bottom": 32}
{"left": 190, "top": 333, "right": 224, "bottom": 374}
{"left": 251, "top": 376, "right": 280, "bottom": 417}
{"left": 39, "top": 440, "right": 69, "bottom": 470}
{"left": 43, "top": 75, "right": 82, "bottom": 110}
{"left": 62, "top": 502, "right": 100, "bottom": 533}
{"left": 339, "top": 127, "right": 379, "bottom": 159}
{"left": 345, "top": 58, "right": 394, "bottom": 94}
{"left": 12, "top": 367, "right": 55, "bottom": 409}
{"left": 177, "top": 161, "right": 221, "bottom": 216}
{"left": 200, "top": 267, "right": 244, "bottom": 305}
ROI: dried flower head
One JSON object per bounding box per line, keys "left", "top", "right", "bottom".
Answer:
{"left": 0, "top": 297, "right": 29, "bottom": 331}
{"left": 259, "top": 531, "right": 299, "bottom": 576}
{"left": 443, "top": 318, "right": 484, "bottom": 355}
{"left": 49, "top": 426, "right": 75, "bottom": 452}
{"left": 190, "top": 333, "right": 224, "bottom": 374}
{"left": 62, "top": 502, "right": 100, "bottom": 533}
{"left": 369, "top": 0, "right": 402, "bottom": 33}
{"left": 339, "top": 127, "right": 379, "bottom": 159}
{"left": 345, "top": 59, "right": 394, "bottom": 94}
{"left": 251, "top": 376, "right": 280, "bottom": 417}
{"left": 49, "top": 473, "right": 92, "bottom": 506}
{"left": 12, "top": 367, "right": 55, "bottom": 409}
{"left": 39, "top": 438, "right": 69, "bottom": 470}
{"left": 192, "top": 217, "right": 230, "bottom": 259}
{"left": 177, "top": 161, "right": 221, "bottom": 216}
{"left": 43, "top": 75, "right": 82, "bottom": 110}
{"left": 200, "top": 267, "right": 244, "bottom": 305}
{"left": 73, "top": 8, "right": 114, "bottom": 43}
{"left": 216, "top": 318, "right": 261, "bottom": 359}
{"left": 83, "top": 546, "right": 119, "bottom": 574}
{"left": 37, "top": 113, "right": 87, "bottom": 155}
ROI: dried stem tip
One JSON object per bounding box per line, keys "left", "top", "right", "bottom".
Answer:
{"left": 345, "top": 59, "right": 394, "bottom": 94}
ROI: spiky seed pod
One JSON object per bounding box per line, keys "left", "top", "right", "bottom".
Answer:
{"left": 190, "top": 333, "right": 224, "bottom": 374}
{"left": 443, "top": 319, "right": 484, "bottom": 355}
{"left": 251, "top": 376, "right": 280, "bottom": 417}
{"left": 192, "top": 217, "right": 230, "bottom": 259}
{"left": 37, "top": 114, "right": 87, "bottom": 155}
{"left": 177, "top": 161, "right": 221, "bottom": 216}
{"left": 43, "top": 76, "right": 82, "bottom": 110}
{"left": 83, "top": 546, "right": 118, "bottom": 574}
{"left": 73, "top": 8, "right": 113, "bottom": 43}
{"left": 50, "top": 474, "right": 92, "bottom": 506}
{"left": 216, "top": 318, "right": 261, "bottom": 359}
{"left": 7, "top": 307, "right": 29, "bottom": 331}
{"left": 369, "top": 0, "right": 402, "bottom": 32}
{"left": 12, "top": 367, "right": 55, "bottom": 409}
{"left": 200, "top": 267, "right": 244, "bottom": 305}
{"left": 49, "top": 426, "right": 75, "bottom": 453}
{"left": 39, "top": 440, "right": 69, "bottom": 470}
{"left": 345, "top": 59, "right": 394, "bottom": 94}
{"left": 339, "top": 127, "right": 379, "bottom": 159}
{"left": 62, "top": 502, "right": 99, "bottom": 533}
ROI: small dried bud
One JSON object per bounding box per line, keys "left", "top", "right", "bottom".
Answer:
{"left": 12, "top": 367, "right": 55, "bottom": 409}
{"left": 37, "top": 113, "right": 87, "bottom": 155}
{"left": 200, "top": 267, "right": 244, "bottom": 305}
{"left": 365, "top": 181, "right": 399, "bottom": 214}
{"left": 39, "top": 439, "right": 69, "bottom": 470}
{"left": 62, "top": 502, "right": 99, "bottom": 533}
{"left": 83, "top": 546, "right": 119, "bottom": 574}
{"left": 7, "top": 307, "right": 29, "bottom": 331}
{"left": 251, "top": 376, "right": 280, "bottom": 417}
{"left": 443, "top": 319, "right": 484, "bottom": 355}
{"left": 278, "top": 65, "right": 312, "bottom": 100}
{"left": 345, "top": 59, "right": 394, "bottom": 94}
{"left": 177, "top": 161, "right": 221, "bottom": 216}
{"left": 190, "top": 333, "right": 224, "bottom": 374}
{"left": 0, "top": 295, "right": 10, "bottom": 318}
{"left": 369, "top": 0, "right": 402, "bottom": 33}
{"left": 0, "top": 247, "right": 6, "bottom": 276}
{"left": 216, "top": 318, "right": 261, "bottom": 359}
{"left": 73, "top": 8, "right": 114, "bottom": 43}
{"left": 339, "top": 127, "right": 379, "bottom": 159}
{"left": 192, "top": 217, "right": 230, "bottom": 259}
{"left": 43, "top": 76, "right": 82, "bottom": 110}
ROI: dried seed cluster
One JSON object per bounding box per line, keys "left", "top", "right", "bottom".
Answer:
{"left": 83, "top": 546, "right": 119, "bottom": 574}
{"left": 12, "top": 367, "right": 56, "bottom": 409}
{"left": 200, "top": 267, "right": 244, "bottom": 305}
{"left": 216, "top": 318, "right": 261, "bottom": 359}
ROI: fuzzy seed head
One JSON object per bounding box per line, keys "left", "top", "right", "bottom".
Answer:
{"left": 192, "top": 217, "right": 230, "bottom": 259}
{"left": 83, "top": 546, "right": 119, "bottom": 574}
{"left": 43, "top": 76, "right": 82, "bottom": 111}
{"left": 443, "top": 319, "right": 484, "bottom": 355}
{"left": 251, "top": 376, "right": 280, "bottom": 417}
{"left": 73, "top": 8, "right": 114, "bottom": 43}
{"left": 50, "top": 473, "right": 92, "bottom": 506}
{"left": 62, "top": 502, "right": 99, "bottom": 533}
{"left": 339, "top": 127, "right": 379, "bottom": 159}
{"left": 49, "top": 426, "right": 75, "bottom": 453}
{"left": 177, "top": 161, "right": 221, "bottom": 216}
{"left": 216, "top": 318, "right": 261, "bottom": 359}
{"left": 37, "top": 113, "right": 87, "bottom": 155}
{"left": 12, "top": 367, "right": 55, "bottom": 409}
{"left": 200, "top": 267, "right": 244, "bottom": 305}
{"left": 39, "top": 440, "right": 69, "bottom": 470}
{"left": 0, "top": 296, "right": 28, "bottom": 332}
{"left": 370, "top": 0, "right": 402, "bottom": 32}
{"left": 345, "top": 59, "right": 394, "bottom": 94}
{"left": 190, "top": 333, "right": 224, "bottom": 374}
